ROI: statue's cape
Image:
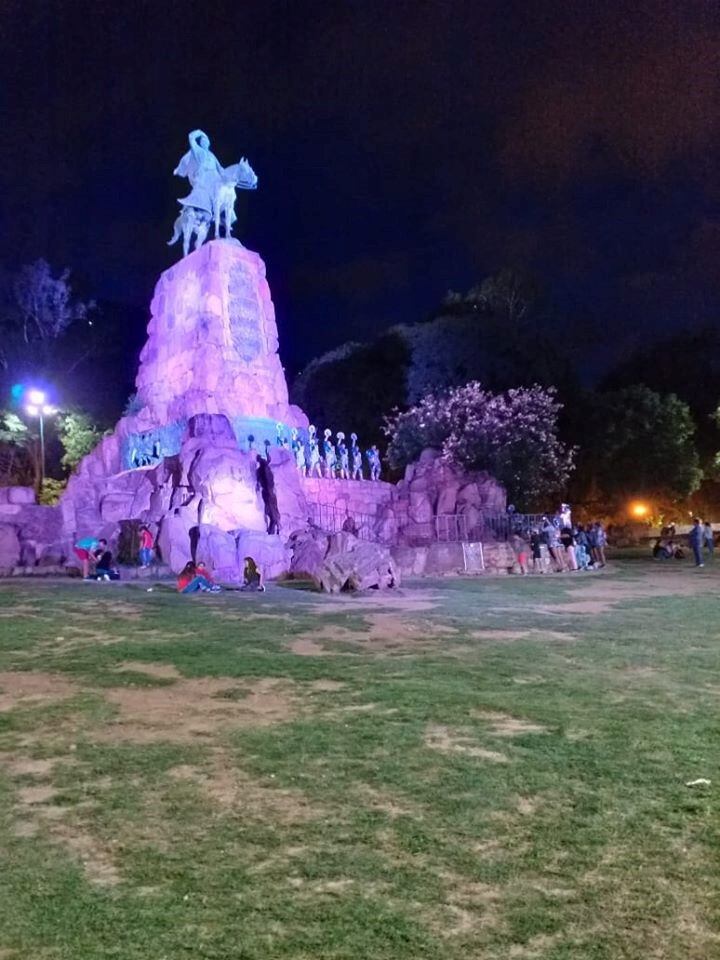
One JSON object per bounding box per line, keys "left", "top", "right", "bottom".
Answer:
{"left": 174, "top": 149, "right": 196, "bottom": 179}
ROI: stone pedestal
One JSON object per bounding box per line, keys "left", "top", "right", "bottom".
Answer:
{"left": 135, "top": 240, "right": 306, "bottom": 432}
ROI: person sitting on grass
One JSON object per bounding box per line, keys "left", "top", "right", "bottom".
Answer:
{"left": 241, "top": 556, "right": 265, "bottom": 592}
{"left": 176, "top": 561, "right": 220, "bottom": 594}
{"left": 93, "top": 541, "right": 120, "bottom": 580}
{"left": 73, "top": 534, "right": 100, "bottom": 579}
{"left": 195, "top": 560, "right": 221, "bottom": 589}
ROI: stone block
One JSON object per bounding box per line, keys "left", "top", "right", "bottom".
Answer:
{"left": 157, "top": 512, "right": 195, "bottom": 573}
{"left": 195, "top": 524, "right": 239, "bottom": 581}
{"left": 435, "top": 482, "right": 460, "bottom": 516}
{"left": 425, "top": 542, "right": 466, "bottom": 575}
{"left": 391, "top": 545, "right": 428, "bottom": 577}
{"left": 7, "top": 487, "right": 36, "bottom": 505}
{"left": 235, "top": 530, "right": 291, "bottom": 581}
{"left": 0, "top": 524, "right": 21, "bottom": 573}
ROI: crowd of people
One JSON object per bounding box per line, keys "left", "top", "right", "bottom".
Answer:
{"left": 509, "top": 518, "right": 608, "bottom": 574}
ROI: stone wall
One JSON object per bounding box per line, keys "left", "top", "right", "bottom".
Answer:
{"left": 0, "top": 488, "right": 66, "bottom": 572}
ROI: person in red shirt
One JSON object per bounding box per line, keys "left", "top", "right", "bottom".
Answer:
{"left": 176, "top": 561, "right": 220, "bottom": 594}
{"left": 138, "top": 525, "right": 155, "bottom": 568}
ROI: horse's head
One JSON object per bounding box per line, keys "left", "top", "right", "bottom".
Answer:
{"left": 228, "top": 156, "right": 258, "bottom": 190}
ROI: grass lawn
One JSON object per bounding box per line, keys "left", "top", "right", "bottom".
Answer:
{"left": 0, "top": 560, "right": 718, "bottom": 959}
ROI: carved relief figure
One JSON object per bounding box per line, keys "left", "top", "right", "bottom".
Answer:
{"left": 351, "top": 433, "right": 363, "bottom": 480}
{"left": 336, "top": 432, "right": 349, "bottom": 479}
{"left": 322, "top": 428, "right": 337, "bottom": 478}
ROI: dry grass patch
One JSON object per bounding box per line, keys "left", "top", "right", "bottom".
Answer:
{"left": 0, "top": 671, "right": 80, "bottom": 712}
{"left": 289, "top": 612, "right": 460, "bottom": 657}
{"left": 4, "top": 757, "right": 59, "bottom": 777}
{"left": 113, "top": 661, "right": 183, "bottom": 680}
{"left": 424, "top": 724, "right": 509, "bottom": 763}
{"left": 353, "top": 783, "right": 422, "bottom": 818}
{"left": 315, "top": 589, "right": 444, "bottom": 615}
{"left": 99, "top": 676, "right": 298, "bottom": 743}
{"left": 471, "top": 710, "right": 549, "bottom": 737}
{"left": 6, "top": 756, "right": 121, "bottom": 887}
{"left": 168, "top": 752, "right": 320, "bottom": 824}
{"left": 432, "top": 872, "right": 504, "bottom": 938}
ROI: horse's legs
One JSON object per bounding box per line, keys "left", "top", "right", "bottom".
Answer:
{"left": 182, "top": 222, "right": 190, "bottom": 258}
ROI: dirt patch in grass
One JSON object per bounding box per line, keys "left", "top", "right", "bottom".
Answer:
{"left": 7, "top": 758, "right": 121, "bottom": 887}
{"left": 310, "top": 679, "right": 345, "bottom": 692}
{"left": 354, "top": 783, "right": 421, "bottom": 818}
{"left": 114, "top": 661, "right": 183, "bottom": 680}
{"left": 4, "top": 757, "right": 60, "bottom": 777}
{"left": 45, "top": 626, "right": 194, "bottom": 650}
{"left": 290, "top": 636, "right": 339, "bottom": 657}
{"left": 0, "top": 671, "right": 80, "bottom": 711}
{"left": 433, "top": 873, "right": 504, "bottom": 937}
{"left": 289, "top": 612, "right": 460, "bottom": 656}
{"left": 314, "top": 589, "right": 444, "bottom": 615}
{"left": 538, "top": 573, "right": 714, "bottom": 615}
{"left": 470, "top": 628, "right": 576, "bottom": 643}
{"left": 509, "top": 933, "right": 562, "bottom": 957}
{"left": 17, "top": 783, "right": 58, "bottom": 805}
{"left": 99, "top": 676, "right": 297, "bottom": 743}
{"left": 472, "top": 710, "right": 549, "bottom": 737}
{"left": 425, "top": 724, "right": 509, "bottom": 763}
{"left": 49, "top": 820, "right": 121, "bottom": 886}
{"left": 168, "top": 752, "right": 319, "bottom": 823}
{"left": 60, "top": 598, "right": 145, "bottom": 621}
{"left": 0, "top": 603, "right": 53, "bottom": 620}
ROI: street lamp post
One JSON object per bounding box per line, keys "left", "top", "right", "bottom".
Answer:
{"left": 25, "top": 390, "right": 55, "bottom": 493}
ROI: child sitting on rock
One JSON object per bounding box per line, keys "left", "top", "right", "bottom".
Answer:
{"left": 241, "top": 556, "right": 265, "bottom": 592}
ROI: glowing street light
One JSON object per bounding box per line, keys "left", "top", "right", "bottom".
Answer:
{"left": 24, "top": 391, "right": 56, "bottom": 491}
{"left": 629, "top": 501, "right": 649, "bottom": 519}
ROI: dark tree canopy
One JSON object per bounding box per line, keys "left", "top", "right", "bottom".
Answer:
{"left": 291, "top": 331, "right": 409, "bottom": 446}
{"left": 579, "top": 386, "right": 702, "bottom": 506}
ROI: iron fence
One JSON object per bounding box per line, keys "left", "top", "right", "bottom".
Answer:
{"left": 434, "top": 513, "right": 547, "bottom": 543}
{"left": 306, "top": 502, "right": 378, "bottom": 542}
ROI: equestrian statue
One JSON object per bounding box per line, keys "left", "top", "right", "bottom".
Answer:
{"left": 168, "top": 129, "right": 258, "bottom": 258}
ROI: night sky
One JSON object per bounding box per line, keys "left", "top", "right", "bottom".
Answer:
{"left": 2, "top": 0, "right": 720, "bottom": 393}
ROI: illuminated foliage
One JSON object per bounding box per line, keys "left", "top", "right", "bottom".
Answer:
{"left": 383, "top": 381, "right": 575, "bottom": 508}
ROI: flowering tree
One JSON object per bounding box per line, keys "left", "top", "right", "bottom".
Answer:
{"left": 383, "top": 382, "right": 575, "bottom": 508}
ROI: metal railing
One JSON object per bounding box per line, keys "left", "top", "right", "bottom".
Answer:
{"left": 307, "top": 505, "right": 548, "bottom": 545}
{"left": 306, "top": 502, "right": 378, "bottom": 542}
{"left": 435, "top": 513, "right": 547, "bottom": 543}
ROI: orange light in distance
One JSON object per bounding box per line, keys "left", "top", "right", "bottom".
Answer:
{"left": 630, "top": 501, "right": 649, "bottom": 518}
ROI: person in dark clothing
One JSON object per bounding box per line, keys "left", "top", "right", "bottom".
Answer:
{"left": 529, "top": 529, "right": 544, "bottom": 573}
{"left": 689, "top": 518, "right": 704, "bottom": 567}
{"left": 93, "top": 540, "right": 120, "bottom": 580}
{"left": 703, "top": 521, "right": 714, "bottom": 558}
{"left": 256, "top": 452, "right": 281, "bottom": 535}
{"left": 241, "top": 556, "right": 265, "bottom": 591}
